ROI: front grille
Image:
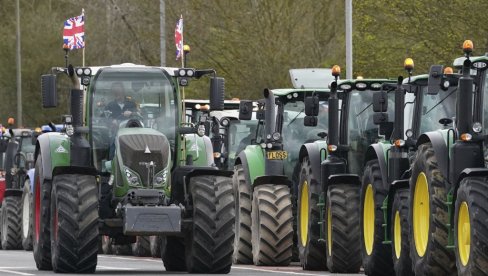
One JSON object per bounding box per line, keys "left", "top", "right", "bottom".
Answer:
{"left": 118, "top": 134, "right": 170, "bottom": 186}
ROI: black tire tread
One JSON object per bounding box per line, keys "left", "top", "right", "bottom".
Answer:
{"left": 232, "top": 164, "right": 252, "bottom": 264}
{"left": 326, "top": 185, "right": 362, "bottom": 273}
{"left": 391, "top": 188, "right": 414, "bottom": 276}
{"left": 252, "top": 184, "right": 293, "bottom": 266}
{"left": 33, "top": 156, "right": 52, "bottom": 270}
{"left": 1, "top": 196, "right": 22, "bottom": 249}
{"left": 21, "top": 179, "right": 33, "bottom": 251}
{"left": 131, "top": 236, "right": 151, "bottom": 257}
{"left": 162, "top": 237, "right": 186, "bottom": 271}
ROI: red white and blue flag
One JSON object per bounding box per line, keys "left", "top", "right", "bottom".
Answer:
{"left": 63, "top": 10, "right": 85, "bottom": 50}
{"left": 175, "top": 15, "right": 183, "bottom": 60}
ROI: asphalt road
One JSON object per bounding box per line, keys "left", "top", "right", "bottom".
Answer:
{"left": 0, "top": 250, "right": 364, "bottom": 276}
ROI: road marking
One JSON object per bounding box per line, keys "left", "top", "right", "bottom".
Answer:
{"left": 0, "top": 268, "right": 34, "bottom": 276}
{"left": 232, "top": 266, "right": 322, "bottom": 275}
{"left": 97, "top": 265, "right": 137, "bottom": 271}
{"left": 98, "top": 255, "right": 161, "bottom": 263}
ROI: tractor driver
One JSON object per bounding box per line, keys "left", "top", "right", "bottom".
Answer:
{"left": 105, "top": 82, "right": 138, "bottom": 119}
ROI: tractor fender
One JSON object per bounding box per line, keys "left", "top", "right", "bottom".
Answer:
{"left": 184, "top": 134, "right": 214, "bottom": 167}
{"left": 253, "top": 175, "right": 292, "bottom": 190}
{"left": 385, "top": 178, "right": 409, "bottom": 238}
{"left": 417, "top": 131, "right": 450, "bottom": 181}
{"left": 298, "top": 140, "right": 328, "bottom": 184}
{"left": 235, "top": 145, "right": 264, "bottom": 186}
{"left": 364, "top": 143, "right": 389, "bottom": 188}
{"left": 327, "top": 174, "right": 361, "bottom": 191}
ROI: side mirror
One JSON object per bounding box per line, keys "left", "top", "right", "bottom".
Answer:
{"left": 238, "top": 101, "right": 253, "bottom": 120}
{"left": 427, "top": 65, "right": 444, "bottom": 95}
{"left": 373, "top": 91, "right": 388, "bottom": 112}
{"left": 304, "top": 96, "right": 319, "bottom": 116}
{"left": 209, "top": 77, "right": 225, "bottom": 111}
{"left": 373, "top": 112, "right": 389, "bottom": 125}
{"left": 304, "top": 116, "right": 318, "bottom": 126}
{"left": 41, "top": 74, "right": 57, "bottom": 108}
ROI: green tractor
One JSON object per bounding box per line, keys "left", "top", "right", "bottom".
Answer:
{"left": 0, "top": 127, "right": 36, "bottom": 250}
{"left": 34, "top": 64, "right": 234, "bottom": 273}
{"left": 233, "top": 87, "right": 330, "bottom": 266}
{"left": 300, "top": 66, "right": 395, "bottom": 272}
{"left": 408, "top": 40, "right": 488, "bottom": 275}
{"left": 360, "top": 59, "right": 459, "bottom": 276}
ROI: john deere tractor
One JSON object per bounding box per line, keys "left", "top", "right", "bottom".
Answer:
{"left": 233, "top": 86, "right": 330, "bottom": 266}
{"left": 408, "top": 40, "right": 488, "bottom": 275}
{"left": 34, "top": 63, "right": 234, "bottom": 273}
{"left": 300, "top": 66, "right": 395, "bottom": 273}
{"left": 360, "top": 57, "right": 461, "bottom": 275}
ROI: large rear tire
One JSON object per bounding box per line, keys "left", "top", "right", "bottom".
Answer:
{"left": 186, "top": 175, "right": 235, "bottom": 273}
{"left": 252, "top": 184, "right": 293, "bottom": 266}
{"left": 131, "top": 236, "right": 151, "bottom": 257}
{"left": 232, "top": 164, "right": 252, "bottom": 264}
{"left": 408, "top": 143, "right": 455, "bottom": 275}
{"left": 21, "top": 179, "right": 33, "bottom": 251}
{"left": 297, "top": 157, "right": 326, "bottom": 270}
{"left": 33, "top": 156, "right": 52, "bottom": 270}
{"left": 454, "top": 177, "right": 488, "bottom": 275}
{"left": 360, "top": 160, "right": 393, "bottom": 275}
{"left": 391, "top": 188, "right": 414, "bottom": 276}
{"left": 325, "top": 184, "right": 361, "bottom": 273}
{"left": 162, "top": 237, "right": 186, "bottom": 271}
{"left": 50, "top": 174, "right": 99, "bottom": 273}
{"left": 1, "top": 196, "right": 22, "bottom": 249}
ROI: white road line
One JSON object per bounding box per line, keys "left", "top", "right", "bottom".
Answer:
{"left": 98, "top": 255, "right": 161, "bottom": 263}
{"left": 97, "top": 265, "right": 136, "bottom": 271}
{"left": 0, "top": 269, "right": 34, "bottom": 276}
{"left": 232, "top": 266, "right": 321, "bottom": 276}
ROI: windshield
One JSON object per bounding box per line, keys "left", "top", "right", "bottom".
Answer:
{"left": 419, "top": 86, "right": 457, "bottom": 134}
{"left": 282, "top": 98, "right": 329, "bottom": 177}
{"left": 227, "top": 120, "right": 258, "bottom": 168}
{"left": 90, "top": 68, "right": 177, "bottom": 170}
{"left": 347, "top": 89, "right": 394, "bottom": 174}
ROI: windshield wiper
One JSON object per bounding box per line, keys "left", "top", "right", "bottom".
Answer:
{"left": 288, "top": 108, "right": 304, "bottom": 126}
{"left": 356, "top": 103, "right": 372, "bottom": 117}
{"left": 424, "top": 89, "right": 456, "bottom": 115}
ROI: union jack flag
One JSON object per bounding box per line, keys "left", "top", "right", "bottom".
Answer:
{"left": 63, "top": 10, "right": 85, "bottom": 50}
{"left": 175, "top": 15, "right": 183, "bottom": 60}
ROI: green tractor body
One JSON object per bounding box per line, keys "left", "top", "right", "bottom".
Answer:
{"left": 33, "top": 64, "right": 235, "bottom": 273}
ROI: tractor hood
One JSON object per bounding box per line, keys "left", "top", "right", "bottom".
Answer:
{"left": 114, "top": 128, "right": 171, "bottom": 189}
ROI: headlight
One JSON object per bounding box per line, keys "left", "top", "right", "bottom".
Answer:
{"left": 76, "top": 68, "right": 83, "bottom": 76}
{"left": 266, "top": 134, "right": 272, "bottom": 140}
{"left": 220, "top": 118, "right": 230, "bottom": 127}
{"left": 405, "top": 129, "right": 414, "bottom": 138}
{"left": 266, "top": 143, "right": 273, "bottom": 149}
{"left": 473, "top": 122, "right": 482, "bottom": 133}
{"left": 129, "top": 176, "right": 139, "bottom": 185}
{"left": 155, "top": 176, "right": 164, "bottom": 185}
{"left": 293, "top": 93, "right": 298, "bottom": 98}
{"left": 187, "top": 69, "right": 195, "bottom": 77}
{"left": 272, "top": 132, "right": 281, "bottom": 141}
{"left": 260, "top": 143, "right": 266, "bottom": 149}
{"left": 65, "top": 125, "right": 74, "bottom": 136}
{"left": 178, "top": 69, "right": 186, "bottom": 77}
{"left": 339, "top": 84, "right": 351, "bottom": 90}
{"left": 355, "top": 82, "right": 367, "bottom": 90}
{"left": 287, "top": 94, "right": 292, "bottom": 99}
{"left": 83, "top": 68, "right": 91, "bottom": 76}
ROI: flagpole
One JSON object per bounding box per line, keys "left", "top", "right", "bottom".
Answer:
{"left": 180, "top": 15, "right": 185, "bottom": 127}
{"left": 82, "top": 8, "right": 85, "bottom": 67}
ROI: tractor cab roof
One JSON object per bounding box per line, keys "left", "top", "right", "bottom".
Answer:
{"left": 270, "top": 88, "right": 330, "bottom": 97}
{"left": 82, "top": 63, "right": 180, "bottom": 77}
{"left": 453, "top": 55, "right": 488, "bottom": 70}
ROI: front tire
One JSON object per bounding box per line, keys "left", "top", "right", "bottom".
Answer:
{"left": 232, "top": 164, "right": 252, "bottom": 264}
{"left": 360, "top": 160, "right": 393, "bottom": 275}
{"left": 101, "top": 236, "right": 113, "bottom": 255}
{"left": 150, "top": 235, "right": 164, "bottom": 258}
{"left": 50, "top": 174, "right": 99, "bottom": 273}
{"left": 162, "top": 237, "right": 186, "bottom": 271}
{"left": 391, "top": 188, "right": 414, "bottom": 276}
{"left": 33, "top": 156, "right": 52, "bottom": 270}
{"left": 21, "top": 179, "right": 33, "bottom": 251}
{"left": 252, "top": 184, "right": 293, "bottom": 266}
{"left": 409, "top": 143, "right": 455, "bottom": 275}
{"left": 454, "top": 177, "right": 488, "bottom": 275}
{"left": 186, "top": 175, "right": 235, "bottom": 273}
{"left": 131, "top": 236, "right": 151, "bottom": 257}
{"left": 1, "top": 196, "right": 22, "bottom": 249}
{"left": 297, "top": 157, "right": 326, "bottom": 270}
{"left": 325, "top": 184, "right": 361, "bottom": 273}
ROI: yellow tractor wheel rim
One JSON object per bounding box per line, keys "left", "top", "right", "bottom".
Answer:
{"left": 327, "top": 206, "right": 332, "bottom": 256}
{"left": 363, "top": 184, "right": 375, "bottom": 255}
{"left": 299, "top": 181, "right": 309, "bottom": 247}
{"left": 413, "top": 172, "right": 430, "bottom": 257}
{"left": 394, "top": 210, "right": 401, "bottom": 258}
{"left": 457, "top": 201, "right": 471, "bottom": 266}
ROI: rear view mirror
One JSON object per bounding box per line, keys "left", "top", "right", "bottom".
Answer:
{"left": 373, "top": 112, "right": 389, "bottom": 125}
{"left": 41, "top": 74, "right": 57, "bottom": 108}
{"left": 209, "top": 77, "right": 225, "bottom": 111}
{"left": 373, "top": 91, "right": 388, "bottom": 112}
{"left": 304, "top": 116, "right": 317, "bottom": 126}
{"left": 427, "top": 65, "right": 444, "bottom": 95}
{"left": 304, "top": 96, "right": 319, "bottom": 116}
{"left": 238, "top": 101, "right": 253, "bottom": 120}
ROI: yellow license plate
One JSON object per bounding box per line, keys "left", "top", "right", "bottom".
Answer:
{"left": 267, "top": 151, "right": 288, "bottom": 160}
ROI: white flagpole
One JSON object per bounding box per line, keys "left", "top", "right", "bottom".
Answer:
{"left": 82, "top": 8, "right": 85, "bottom": 67}
{"left": 180, "top": 15, "right": 184, "bottom": 68}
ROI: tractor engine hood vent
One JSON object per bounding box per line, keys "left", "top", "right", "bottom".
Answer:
{"left": 118, "top": 134, "right": 170, "bottom": 186}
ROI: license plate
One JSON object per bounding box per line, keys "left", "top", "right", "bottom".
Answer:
{"left": 267, "top": 151, "right": 288, "bottom": 160}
